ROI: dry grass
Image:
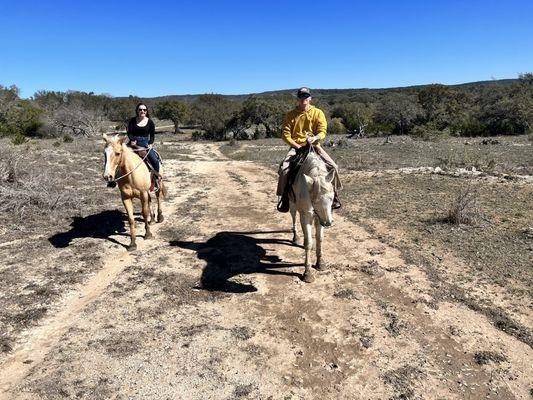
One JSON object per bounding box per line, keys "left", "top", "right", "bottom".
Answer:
{"left": 0, "top": 149, "right": 81, "bottom": 220}
{"left": 445, "top": 186, "right": 481, "bottom": 225}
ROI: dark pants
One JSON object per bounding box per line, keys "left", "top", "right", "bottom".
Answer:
{"left": 129, "top": 136, "right": 160, "bottom": 172}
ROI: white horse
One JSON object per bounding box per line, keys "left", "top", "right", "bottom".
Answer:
{"left": 289, "top": 151, "right": 335, "bottom": 283}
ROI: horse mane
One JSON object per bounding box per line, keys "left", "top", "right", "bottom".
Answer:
{"left": 300, "top": 152, "right": 328, "bottom": 178}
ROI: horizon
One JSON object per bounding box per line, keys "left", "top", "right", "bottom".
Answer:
{"left": 5, "top": 76, "right": 522, "bottom": 100}
{"left": 2, "top": 0, "right": 532, "bottom": 98}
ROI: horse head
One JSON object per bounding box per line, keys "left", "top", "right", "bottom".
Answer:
{"left": 303, "top": 167, "right": 335, "bottom": 227}
{"left": 102, "top": 133, "right": 128, "bottom": 182}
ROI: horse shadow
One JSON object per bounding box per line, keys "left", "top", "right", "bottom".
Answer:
{"left": 48, "top": 210, "right": 128, "bottom": 248}
{"left": 170, "top": 230, "right": 303, "bottom": 293}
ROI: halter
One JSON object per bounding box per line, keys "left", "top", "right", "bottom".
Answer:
{"left": 109, "top": 146, "right": 153, "bottom": 184}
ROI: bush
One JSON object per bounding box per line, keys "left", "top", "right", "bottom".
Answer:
{"left": 11, "top": 134, "right": 28, "bottom": 145}
{"left": 0, "top": 100, "right": 43, "bottom": 137}
{"left": 191, "top": 130, "right": 204, "bottom": 141}
{"left": 411, "top": 124, "right": 442, "bottom": 141}
{"left": 0, "top": 151, "right": 80, "bottom": 219}
{"left": 14, "top": 101, "right": 43, "bottom": 136}
{"left": 328, "top": 118, "right": 347, "bottom": 136}
{"left": 445, "top": 186, "right": 480, "bottom": 225}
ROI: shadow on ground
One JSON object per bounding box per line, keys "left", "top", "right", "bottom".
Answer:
{"left": 170, "top": 230, "right": 303, "bottom": 293}
{"left": 48, "top": 210, "right": 127, "bottom": 248}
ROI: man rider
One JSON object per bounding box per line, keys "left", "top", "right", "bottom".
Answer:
{"left": 276, "top": 87, "right": 342, "bottom": 212}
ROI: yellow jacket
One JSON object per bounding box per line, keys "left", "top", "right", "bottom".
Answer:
{"left": 282, "top": 105, "right": 327, "bottom": 147}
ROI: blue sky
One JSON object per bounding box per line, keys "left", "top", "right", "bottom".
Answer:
{"left": 1, "top": 0, "right": 532, "bottom": 98}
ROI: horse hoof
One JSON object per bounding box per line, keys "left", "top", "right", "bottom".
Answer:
{"left": 127, "top": 244, "right": 137, "bottom": 252}
{"left": 145, "top": 232, "right": 153, "bottom": 240}
{"left": 313, "top": 262, "right": 324, "bottom": 271}
{"left": 157, "top": 214, "right": 164, "bottom": 223}
{"left": 302, "top": 271, "right": 315, "bottom": 283}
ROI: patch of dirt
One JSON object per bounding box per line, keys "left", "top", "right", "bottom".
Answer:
{"left": 0, "top": 137, "right": 531, "bottom": 399}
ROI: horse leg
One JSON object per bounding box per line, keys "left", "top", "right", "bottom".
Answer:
{"left": 156, "top": 186, "right": 164, "bottom": 223}
{"left": 300, "top": 213, "right": 315, "bottom": 283}
{"left": 313, "top": 215, "right": 324, "bottom": 271}
{"left": 122, "top": 197, "right": 137, "bottom": 251}
{"left": 290, "top": 202, "right": 300, "bottom": 245}
{"left": 148, "top": 193, "right": 156, "bottom": 225}
{"left": 141, "top": 191, "right": 153, "bottom": 240}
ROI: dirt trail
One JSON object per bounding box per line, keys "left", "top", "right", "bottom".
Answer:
{"left": 1, "top": 143, "right": 531, "bottom": 399}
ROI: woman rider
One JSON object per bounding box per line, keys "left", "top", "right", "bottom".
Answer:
{"left": 127, "top": 102, "right": 160, "bottom": 176}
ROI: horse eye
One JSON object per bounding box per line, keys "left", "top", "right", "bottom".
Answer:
{"left": 115, "top": 152, "right": 120, "bottom": 156}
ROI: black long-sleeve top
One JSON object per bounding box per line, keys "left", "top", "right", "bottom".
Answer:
{"left": 127, "top": 117, "right": 156, "bottom": 144}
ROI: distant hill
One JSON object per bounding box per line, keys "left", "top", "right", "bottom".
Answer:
{"left": 136, "top": 79, "right": 518, "bottom": 103}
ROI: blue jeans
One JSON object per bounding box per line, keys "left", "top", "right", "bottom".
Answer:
{"left": 129, "top": 136, "right": 160, "bottom": 172}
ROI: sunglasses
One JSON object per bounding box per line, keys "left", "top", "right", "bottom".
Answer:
{"left": 138, "top": 108, "right": 147, "bottom": 112}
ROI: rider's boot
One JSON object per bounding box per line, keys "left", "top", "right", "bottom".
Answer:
{"left": 277, "top": 191, "right": 290, "bottom": 213}
{"left": 332, "top": 191, "right": 342, "bottom": 210}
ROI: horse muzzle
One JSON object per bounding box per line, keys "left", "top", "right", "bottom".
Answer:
{"left": 320, "top": 219, "right": 333, "bottom": 228}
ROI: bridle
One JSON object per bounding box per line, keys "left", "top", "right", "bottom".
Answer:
{"left": 106, "top": 145, "right": 153, "bottom": 184}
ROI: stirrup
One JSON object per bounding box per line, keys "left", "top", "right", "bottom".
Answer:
{"left": 277, "top": 195, "right": 290, "bottom": 213}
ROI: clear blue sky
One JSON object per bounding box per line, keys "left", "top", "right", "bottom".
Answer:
{"left": 1, "top": 0, "right": 532, "bottom": 98}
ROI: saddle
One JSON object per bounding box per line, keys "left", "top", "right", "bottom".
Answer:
{"left": 277, "top": 146, "right": 310, "bottom": 212}
{"left": 286, "top": 147, "right": 310, "bottom": 196}
{"left": 129, "top": 143, "right": 163, "bottom": 192}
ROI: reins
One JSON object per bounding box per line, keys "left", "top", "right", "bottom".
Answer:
{"left": 110, "top": 146, "right": 153, "bottom": 184}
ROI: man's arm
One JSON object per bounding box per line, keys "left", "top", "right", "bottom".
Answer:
{"left": 315, "top": 109, "right": 327, "bottom": 141}
{"left": 282, "top": 113, "right": 301, "bottom": 149}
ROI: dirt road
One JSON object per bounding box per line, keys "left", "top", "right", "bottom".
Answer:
{"left": 0, "top": 142, "right": 531, "bottom": 399}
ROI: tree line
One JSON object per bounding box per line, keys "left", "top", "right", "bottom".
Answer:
{"left": 1, "top": 73, "right": 531, "bottom": 142}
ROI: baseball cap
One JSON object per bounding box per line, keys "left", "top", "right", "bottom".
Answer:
{"left": 296, "top": 87, "right": 312, "bottom": 99}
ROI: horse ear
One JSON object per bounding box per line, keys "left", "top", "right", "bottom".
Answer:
{"left": 102, "top": 133, "right": 109, "bottom": 143}
{"left": 118, "top": 135, "right": 129, "bottom": 145}
{"left": 304, "top": 174, "right": 314, "bottom": 187}
{"left": 326, "top": 169, "right": 335, "bottom": 184}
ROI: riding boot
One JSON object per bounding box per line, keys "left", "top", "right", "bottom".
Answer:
{"left": 332, "top": 191, "right": 342, "bottom": 210}
{"left": 277, "top": 191, "right": 290, "bottom": 213}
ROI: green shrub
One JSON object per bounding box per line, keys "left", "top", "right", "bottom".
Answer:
{"left": 411, "top": 125, "right": 441, "bottom": 141}
{"left": 11, "top": 133, "right": 28, "bottom": 145}
{"left": 328, "top": 118, "right": 347, "bottom": 136}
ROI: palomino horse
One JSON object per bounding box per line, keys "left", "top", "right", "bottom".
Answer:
{"left": 102, "top": 134, "right": 166, "bottom": 251}
{"left": 289, "top": 150, "right": 335, "bottom": 283}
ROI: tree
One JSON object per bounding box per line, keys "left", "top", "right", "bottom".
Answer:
{"left": 331, "top": 102, "right": 375, "bottom": 137}
{"left": 155, "top": 101, "right": 190, "bottom": 133}
{"left": 417, "top": 84, "right": 470, "bottom": 130}
{"left": 0, "top": 86, "right": 43, "bottom": 137}
{"left": 104, "top": 97, "right": 141, "bottom": 129}
{"left": 191, "top": 94, "right": 239, "bottom": 140}
{"left": 227, "top": 95, "right": 293, "bottom": 139}
{"left": 375, "top": 93, "right": 422, "bottom": 135}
